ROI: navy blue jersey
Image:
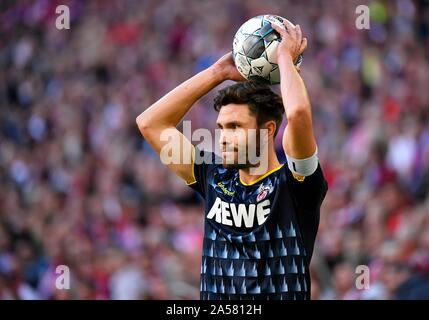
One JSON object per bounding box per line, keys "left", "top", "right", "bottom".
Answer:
{"left": 187, "top": 148, "right": 328, "bottom": 300}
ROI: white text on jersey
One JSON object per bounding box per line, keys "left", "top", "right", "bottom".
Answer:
{"left": 207, "top": 197, "right": 271, "bottom": 228}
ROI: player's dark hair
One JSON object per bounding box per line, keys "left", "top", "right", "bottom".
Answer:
{"left": 213, "top": 81, "right": 284, "bottom": 137}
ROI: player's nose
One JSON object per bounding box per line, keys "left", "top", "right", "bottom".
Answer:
{"left": 219, "top": 130, "right": 228, "bottom": 146}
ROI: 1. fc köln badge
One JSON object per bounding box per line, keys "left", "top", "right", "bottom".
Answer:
{"left": 256, "top": 185, "right": 271, "bottom": 202}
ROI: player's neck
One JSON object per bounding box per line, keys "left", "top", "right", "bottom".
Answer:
{"left": 239, "top": 146, "right": 281, "bottom": 185}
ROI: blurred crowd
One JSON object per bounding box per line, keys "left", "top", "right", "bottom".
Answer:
{"left": 1, "top": 0, "right": 429, "bottom": 299}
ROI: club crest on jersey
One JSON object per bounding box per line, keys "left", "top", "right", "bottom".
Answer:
{"left": 256, "top": 184, "right": 272, "bottom": 202}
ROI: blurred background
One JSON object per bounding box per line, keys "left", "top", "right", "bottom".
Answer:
{"left": 1, "top": 0, "right": 429, "bottom": 300}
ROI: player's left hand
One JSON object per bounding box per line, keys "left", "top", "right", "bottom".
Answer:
{"left": 271, "top": 21, "right": 307, "bottom": 64}
{"left": 213, "top": 52, "right": 246, "bottom": 82}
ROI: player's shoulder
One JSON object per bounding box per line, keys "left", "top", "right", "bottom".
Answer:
{"left": 283, "top": 160, "right": 328, "bottom": 190}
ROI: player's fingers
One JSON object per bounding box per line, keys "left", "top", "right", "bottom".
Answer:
{"left": 271, "top": 22, "right": 285, "bottom": 36}
{"left": 299, "top": 37, "right": 308, "bottom": 53}
{"left": 296, "top": 25, "right": 303, "bottom": 48}
{"left": 282, "top": 19, "right": 294, "bottom": 36}
{"left": 291, "top": 25, "right": 299, "bottom": 53}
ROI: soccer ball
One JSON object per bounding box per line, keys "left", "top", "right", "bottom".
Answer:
{"left": 232, "top": 14, "right": 303, "bottom": 85}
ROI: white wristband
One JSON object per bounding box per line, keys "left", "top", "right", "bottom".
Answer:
{"left": 286, "top": 147, "right": 319, "bottom": 177}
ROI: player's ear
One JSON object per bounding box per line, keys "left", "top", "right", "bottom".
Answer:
{"left": 262, "top": 120, "right": 277, "bottom": 138}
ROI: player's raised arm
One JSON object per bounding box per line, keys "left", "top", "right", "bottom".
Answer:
{"left": 136, "top": 53, "right": 244, "bottom": 184}
{"left": 271, "top": 21, "right": 318, "bottom": 178}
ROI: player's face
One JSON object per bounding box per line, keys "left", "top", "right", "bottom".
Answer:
{"left": 216, "top": 104, "right": 261, "bottom": 169}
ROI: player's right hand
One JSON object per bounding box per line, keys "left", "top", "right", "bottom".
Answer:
{"left": 271, "top": 22, "right": 307, "bottom": 64}
{"left": 213, "top": 52, "right": 246, "bottom": 82}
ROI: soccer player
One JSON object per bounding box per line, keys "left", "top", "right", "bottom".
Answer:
{"left": 136, "top": 21, "right": 328, "bottom": 300}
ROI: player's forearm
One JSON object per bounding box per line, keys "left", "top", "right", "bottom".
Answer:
{"left": 136, "top": 66, "right": 224, "bottom": 131}
{"left": 278, "top": 54, "right": 312, "bottom": 120}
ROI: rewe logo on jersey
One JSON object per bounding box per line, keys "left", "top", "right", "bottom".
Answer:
{"left": 207, "top": 197, "right": 271, "bottom": 228}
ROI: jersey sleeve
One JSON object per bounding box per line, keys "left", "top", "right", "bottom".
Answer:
{"left": 186, "top": 146, "right": 218, "bottom": 199}
{"left": 284, "top": 162, "right": 328, "bottom": 260}
{"left": 285, "top": 161, "right": 328, "bottom": 212}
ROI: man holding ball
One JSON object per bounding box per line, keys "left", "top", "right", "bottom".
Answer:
{"left": 136, "top": 18, "right": 327, "bottom": 300}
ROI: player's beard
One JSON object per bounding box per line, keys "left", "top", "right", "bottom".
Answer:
{"left": 221, "top": 131, "right": 262, "bottom": 169}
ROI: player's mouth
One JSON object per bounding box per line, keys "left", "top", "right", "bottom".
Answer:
{"left": 222, "top": 150, "right": 235, "bottom": 155}
{"left": 221, "top": 147, "right": 238, "bottom": 155}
